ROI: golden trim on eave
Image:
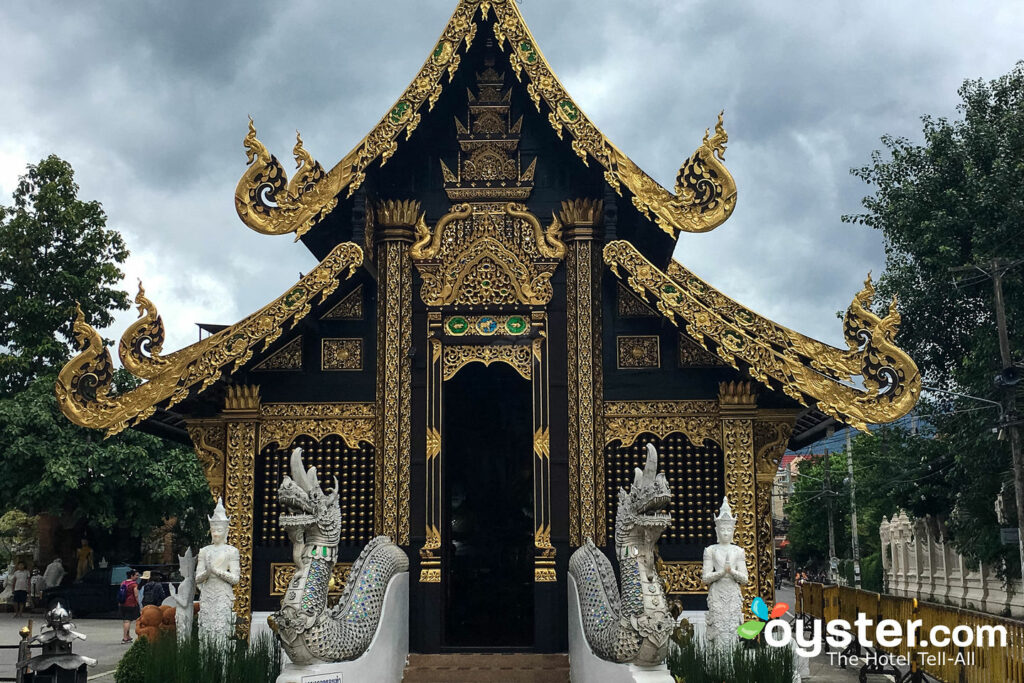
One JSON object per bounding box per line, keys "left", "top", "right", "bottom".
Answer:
{"left": 603, "top": 240, "right": 921, "bottom": 431}
{"left": 55, "top": 242, "right": 364, "bottom": 436}
{"left": 233, "top": 0, "right": 736, "bottom": 240}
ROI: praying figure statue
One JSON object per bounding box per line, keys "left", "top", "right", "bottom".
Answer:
{"left": 702, "top": 496, "right": 748, "bottom": 652}
{"left": 164, "top": 547, "right": 197, "bottom": 643}
{"left": 196, "top": 498, "right": 240, "bottom": 646}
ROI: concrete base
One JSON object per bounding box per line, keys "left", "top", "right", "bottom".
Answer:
{"left": 275, "top": 572, "right": 409, "bottom": 683}
{"left": 567, "top": 574, "right": 673, "bottom": 683}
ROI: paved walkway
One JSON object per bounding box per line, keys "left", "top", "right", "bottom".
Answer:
{"left": 777, "top": 585, "right": 894, "bottom": 682}
{"left": 0, "top": 610, "right": 127, "bottom": 680}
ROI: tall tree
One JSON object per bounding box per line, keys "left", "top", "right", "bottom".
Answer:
{"left": 0, "top": 155, "right": 130, "bottom": 396}
{"left": 843, "top": 62, "right": 1024, "bottom": 575}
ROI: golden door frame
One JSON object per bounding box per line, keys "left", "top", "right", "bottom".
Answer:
{"left": 419, "top": 310, "right": 555, "bottom": 583}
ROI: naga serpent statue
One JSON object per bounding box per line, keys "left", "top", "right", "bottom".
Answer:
{"left": 269, "top": 448, "right": 408, "bottom": 665}
{"left": 569, "top": 443, "right": 675, "bottom": 666}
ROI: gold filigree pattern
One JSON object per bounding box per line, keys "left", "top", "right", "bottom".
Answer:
{"left": 567, "top": 238, "right": 602, "bottom": 545}
{"left": 225, "top": 420, "right": 256, "bottom": 639}
{"left": 412, "top": 203, "right": 564, "bottom": 307}
{"left": 617, "top": 282, "right": 657, "bottom": 318}
{"left": 233, "top": 2, "right": 483, "bottom": 237}
{"left": 616, "top": 335, "right": 660, "bottom": 369}
{"left": 753, "top": 417, "right": 794, "bottom": 604}
{"left": 185, "top": 421, "right": 226, "bottom": 500}
{"left": 602, "top": 401, "right": 720, "bottom": 450}
{"left": 375, "top": 241, "right": 412, "bottom": 546}
{"left": 321, "top": 285, "right": 364, "bottom": 321}
{"left": 679, "top": 335, "right": 726, "bottom": 367}
{"left": 719, "top": 383, "right": 757, "bottom": 617}
{"left": 490, "top": 3, "right": 736, "bottom": 237}
{"left": 322, "top": 338, "right": 363, "bottom": 371}
{"left": 270, "top": 562, "right": 352, "bottom": 596}
{"left": 118, "top": 282, "right": 168, "bottom": 379}
{"left": 252, "top": 336, "right": 303, "bottom": 372}
{"left": 657, "top": 560, "right": 705, "bottom": 595}
{"left": 604, "top": 240, "right": 921, "bottom": 431}
{"left": 234, "top": 1, "right": 734, "bottom": 240}
{"left": 442, "top": 344, "right": 532, "bottom": 381}
{"left": 56, "top": 242, "right": 364, "bottom": 435}
{"left": 258, "top": 403, "right": 376, "bottom": 452}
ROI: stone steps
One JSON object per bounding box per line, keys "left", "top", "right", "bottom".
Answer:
{"left": 402, "top": 653, "right": 570, "bottom": 682}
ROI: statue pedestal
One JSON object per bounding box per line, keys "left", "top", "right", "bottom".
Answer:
{"left": 567, "top": 575, "right": 673, "bottom": 683}
{"left": 275, "top": 572, "right": 409, "bottom": 683}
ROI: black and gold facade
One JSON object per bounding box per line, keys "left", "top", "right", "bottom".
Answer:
{"left": 56, "top": 0, "right": 920, "bottom": 654}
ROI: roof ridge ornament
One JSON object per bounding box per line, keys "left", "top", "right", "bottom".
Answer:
{"left": 230, "top": 0, "right": 737, "bottom": 240}
{"left": 55, "top": 242, "right": 364, "bottom": 436}
{"left": 603, "top": 240, "right": 921, "bottom": 431}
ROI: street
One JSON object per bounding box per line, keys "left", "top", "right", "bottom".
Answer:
{"left": 0, "top": 612, "right": 126, "bottom": 681}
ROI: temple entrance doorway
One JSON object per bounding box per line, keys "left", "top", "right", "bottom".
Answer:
{"left": 443, "top": 362, "right": 534, "bottom": 648}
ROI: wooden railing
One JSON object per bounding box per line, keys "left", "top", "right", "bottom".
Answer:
{"left": 796, "top": 583, "right": 1024, "bottom": 682}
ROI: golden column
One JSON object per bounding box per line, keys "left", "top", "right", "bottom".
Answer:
{"left": 719, "top": 381, "right": 758, "bottom": 615}
{"left": 222, "top": 384, "right": 260, "bottom": 639}
{"left": 564, "top": 199, "right": 605, "bottom": 546}
{"left": 374, "top": 200, "right": 416, "bottom": 546}
{"left": 753, "top": 415, "right": 795, "bottom": 606}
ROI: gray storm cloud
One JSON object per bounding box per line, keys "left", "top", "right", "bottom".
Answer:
{"left": 1, "top": 0, "right": 1021, "bottom": 353}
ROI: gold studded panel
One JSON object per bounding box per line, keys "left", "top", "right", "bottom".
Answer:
{"left": 257, "top": 434, "right": 374, "bottom": 546}
{"left": 604, "top": 433, "right": 724, "bottom": 545}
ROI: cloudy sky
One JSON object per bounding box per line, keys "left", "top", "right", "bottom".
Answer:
{"left": 1, "top": 0, "right": 1021, "bottom": 354}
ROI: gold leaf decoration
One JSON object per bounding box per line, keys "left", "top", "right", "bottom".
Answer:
{"left": 55, "top": 242, "right": 364, "bottom": 435}
{"left": 603, "top": 240, "right": 921, "bottom": 430}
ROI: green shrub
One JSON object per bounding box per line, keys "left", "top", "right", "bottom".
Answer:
{"left": 114, "top": 637, "right": 150, "bottom": 683}
{"left": 669, "top": 625, "right": 794, "bottom": 683}
{"left": 114, "top": 632, "right": 282, "bottom": 683}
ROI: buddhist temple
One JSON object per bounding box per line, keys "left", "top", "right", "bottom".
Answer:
{"left": 56, "top": 0, "right": 920, "bottom": 653}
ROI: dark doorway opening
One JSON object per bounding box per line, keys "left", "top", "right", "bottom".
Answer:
{"left": 443, "top": 361, "right": 534, "bottom": 648}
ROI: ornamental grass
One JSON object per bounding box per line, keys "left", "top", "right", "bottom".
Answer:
{"left": 668, "top": 624, "right": 795, "bottom": 683}
{"left": 115, "top": 630, "right": 282, "bottom": 683}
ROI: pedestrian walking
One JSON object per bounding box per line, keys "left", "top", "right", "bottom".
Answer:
{"left": 118, "top": 569, "right": 141, "bottom": 643}
{"left": 140, "top": 571, "right": 167, "bottom": 607}
{"left": 10, "top": 562, "right": 30, "bottom": 618}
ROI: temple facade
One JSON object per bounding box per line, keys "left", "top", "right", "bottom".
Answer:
{"left": 56, "top": 0, "right": 919, "bottom": 653}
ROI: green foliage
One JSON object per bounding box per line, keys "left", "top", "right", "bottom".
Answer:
{"left": 0, "top": 155, "right": 130, "bottom": 396}
{"left": 861, "top": 551, "right": 883, "bottom": 593}
{"left": 114, "top": 636, "right": 150, "bottom": 683}
{"left": 838, "top": 61, "right": 1024, "bottom": 577}
{"left": 668, "top": 627, "right": 794, "bottom": 683}
{"left": 785, "top": 455, "right": 850, "bottom": 568}
{"left": 0, "top": 510, "right": 37, "bottom": 565}
{"left": 115, "top": 634, "right": 282, "bottom": 683}
{"left": 0, "top": 374, "right": 211, "bottom": 549}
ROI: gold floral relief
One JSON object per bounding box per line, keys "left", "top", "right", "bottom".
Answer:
{"left": 604, "top": 240, "right": 921, "bottom": 430}
{"left": 185, "top": 421, "right": 226, "bottom": 501}
{"left": 442, "top": 344, "right": 532, "bottom": 381}
{"left": 258, "top": 403, "right": 376, "bottom": 452}
{"left": 270, "top": 562, "right": 353, "bottom": 596}
{"left": 253, "top": 336, "right": 303, "bottom": 372}
{"left": 321, "top": 285, "right": 364, "bottom": 321}
{"left": 225, "top": 421, "right": 257, "bottom": 639}
{"left": 322, "top": 338, "right": 363, "bottom": 371}
{"left": 616, "top": 335, "right": 660, "bottom": 369}
{"left": 657, "top": 561, "right": 705, "bottom": 595}
{"left": 603, "top": 401, "right": 720, "bottom": 450}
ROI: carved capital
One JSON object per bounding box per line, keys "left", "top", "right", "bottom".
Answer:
{"left": 224, "top": 384, "right": 260, "bottom": 416}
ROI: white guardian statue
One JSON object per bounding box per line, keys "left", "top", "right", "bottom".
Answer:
{"left": 702, "top": 496, "right": 748, "bottom": 652}
{"left": 164, "top": 547, "right": 197, "bottom": 643}
{"left": 196, "top": 499, "right": 240, "bottom": 646}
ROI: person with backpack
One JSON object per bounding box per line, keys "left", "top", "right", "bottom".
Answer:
{"left": 140, "top": 571, "right": 167, "bottom": 607}
{"left": 118, "top": 569, "right": 140, "bottom": 644}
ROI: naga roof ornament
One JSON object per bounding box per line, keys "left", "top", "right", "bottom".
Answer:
{"left": 232, "top": 0, "right": 736, "bottom": 240}
{"left": 603, "top": 240, "right": 922, "bottom": 431}
{"left": 55, "top": 242, "right": 364, "bottom": 436}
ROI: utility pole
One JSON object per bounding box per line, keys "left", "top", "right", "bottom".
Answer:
{"left": 824, "top": 428, "right": 837, "bottom": 583}
{"left": 951, "top": 258, "right": 1023, "bottom": 575}
{"left": 846, "top": 428, "right": 861, "bottom": 588}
